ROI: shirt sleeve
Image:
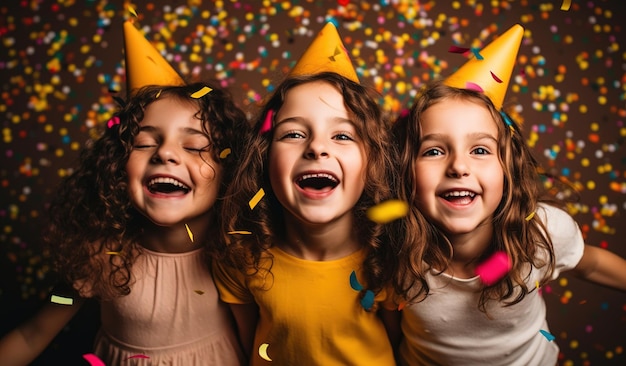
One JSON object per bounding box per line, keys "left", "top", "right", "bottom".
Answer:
{"left": 537, "top": 203, "right": 585, "bottom": 279}
{"left": 211, "top": 260, "right": 255, "bottom": 304}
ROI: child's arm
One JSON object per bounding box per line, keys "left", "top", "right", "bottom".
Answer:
{"left": 229, "top": 302, "right": 259, "bottom": 359}
{"left": 570, "top": 244, "right": 626, "bottom": 291}
{"left": 0, "top": 298, "right": 84, "bottom": 366}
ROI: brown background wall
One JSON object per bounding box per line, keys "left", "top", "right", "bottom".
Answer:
{"left": 1, "top": 0, "right": 624, "bottom": 364}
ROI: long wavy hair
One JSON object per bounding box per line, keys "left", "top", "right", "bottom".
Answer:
{"left": 219, "top": 72, "right": 401, "bottom": 300}
{"left": 392, "top": 81, "right": 558, "bottom": 313}
{"left": 44, "top": 82, "right": 249, "bottom": 300}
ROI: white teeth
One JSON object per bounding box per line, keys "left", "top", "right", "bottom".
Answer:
{"left": 299, "top": 173, "right": 338, "bottom": 182}
{"left": 443, "top": 190, "right": 475, "bottom": 198}
{"left": 148, "top": 177, "right": 189, "bottom": 190}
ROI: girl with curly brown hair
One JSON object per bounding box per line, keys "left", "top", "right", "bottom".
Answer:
{"left": 0, "top": 82, "right": 249, "bottom": 365}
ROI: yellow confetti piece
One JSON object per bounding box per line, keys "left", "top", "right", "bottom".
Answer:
{"left": 560, "top": 0, "right": 572, "bottom": 11}
{"left": 525, "top": 212, "right": 536, "bottom": 221}
{"left": 366, "top": 199, "right": 409, "bottom": 224}
{"left": 155, "top": 89, "right": 162, "bottom": 98}
{"left": 219, "top": 148, "right": 231, "bottom": 159}
{"left": 249, "top": 188, "right": 265, "bottom": 210}
{"left": 228, "top": 230, "right": 252, "bottom": 235}
{"left": 185, "top": 224, "right": 194, "bottom": 242}
{"left": 194, "top": 290, "right": 205, "bottom": 295}
{"left": 190, "top": 86, "right": 212, "bottom": 98}
{"left": 128, "top": 6, "right": 138, "bottom": 17}
{"left": 51, "top": 294, "right": 73, "bottom": 305}
{"left": 105, "top": 251, "right": 121, "bottom": 256}
{"left": 259, "top": 343, "right": 272, "bottom": 362}
{"left": 536, "top": 281, "right": 540, "bottom": 289}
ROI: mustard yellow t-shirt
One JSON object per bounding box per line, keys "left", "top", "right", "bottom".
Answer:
{"left": 213, "top": 246, "right": 396, "bottom": 366}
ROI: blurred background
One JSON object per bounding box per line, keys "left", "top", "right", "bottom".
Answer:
{"left": 1, "top": 0, "right": 624, "bottom": 364}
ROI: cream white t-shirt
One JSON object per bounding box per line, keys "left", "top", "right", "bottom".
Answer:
{"left": 400, "top": 204, "right": 585, "bottom": 366}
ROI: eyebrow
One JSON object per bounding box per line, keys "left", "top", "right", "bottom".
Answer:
{"left": 421, "top": 132, "right": 498, "bottom": 144}
{"left": 274, "top": 116, "right": 354, "bottom": 126}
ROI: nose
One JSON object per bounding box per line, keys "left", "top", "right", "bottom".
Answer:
{"left": 304, "top": 136, "right": 329, "bottom": 159}
{"left": 150, "top": 142, "right": 180, "bottom": 165}
{"left": 446, "top": 153, "right": 470, "bottom": 178}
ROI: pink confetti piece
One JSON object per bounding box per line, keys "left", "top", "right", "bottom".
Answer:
{"left": 490, "top": 71, "right": 503, "bottom": 83}
{"left": 260, "top": 109, "right": 273, "bottom": 134}
{"left": 107, "top": 116, "right": 120, "bottom": 129}
{"left": 448, "top": 45, "right": 470, "bottom": 54}
{"left": 475, "top": 251, "right": 511, "bottom": 286}
{"left": 465, "top": 82, "right": 484, "bottom": 93}
{"left": 83, "top": 353, "right": 105, "bottom": 366}
{"left": 126, "top": 354, "right": 150, "bottom": 360}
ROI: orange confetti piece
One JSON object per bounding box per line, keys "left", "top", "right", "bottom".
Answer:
{"left": 366, "top": 199, "right": 409, "bottom": 224}
{"left": 106, "top": 251, "right": 122, "bottom": 256}
{"left": 194, "top": 290, "right": 205, "bottom": 295}
{"left": 228, "top": 230, "right": 252, "bottom": 235}
{"left": 398, "top": 302, "right": 406, "bottom": 311}
{"left": 185, "top": 224, "right": 194, "bottom": 242}
{"left": 525, "top": 212, "right": 535, "bottom": 221}
{"left": 249, "top": 188, "right": 265, "bottom": 210}
{"left": 219, "top": 148, "right": 231, "bottom": 159}
{"left": 50, "top": 295, "right": 73, "bottom": 305}
{"left": 560, "top": 0, "right": 572, "bottom": 11}
{"left": 190, "top": 86, "right": 212, "bottom": 98}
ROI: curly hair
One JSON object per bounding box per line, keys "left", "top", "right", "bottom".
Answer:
{"left": 392, "top": 81, "right": 558, "bottom": 313}
{"left": 219, "top": 72, "right": 401, "bottom": 299}
{"left": 44, "top": 82, "right": 249, "bottom": 300}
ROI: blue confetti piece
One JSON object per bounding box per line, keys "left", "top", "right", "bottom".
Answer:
{"left": 361, "top": 290, "right": 374, "bottom": 311}
{"left": 539, "top": 329, "right": 555, "bottom": 342}
{"left": 500, "top": 111, "right": 513, "bottom": 126}
{"left": 471, "top": 47, "right": 484, "bottom": 60}
{"left": 349, "top": 270, "right": 363, "bottom": 291}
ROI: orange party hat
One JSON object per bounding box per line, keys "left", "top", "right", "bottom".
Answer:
{"left": 444, "top": 24, "right": 524, "bottom": 109}
{"left": 289, "top": 22, "right": 359, "bottom": 83}
{"left": 123, "top": 20, "right": 184, "bottom": 93}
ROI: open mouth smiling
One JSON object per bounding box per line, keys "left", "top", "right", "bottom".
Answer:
{"left": 296, "top": 173, "right": 339, "bottom": 192}
{"left": 441, "top": 190, "right": 476, "bottom": 204}
{"left": 147, "top": 177, "right": 191, "bottom": 194}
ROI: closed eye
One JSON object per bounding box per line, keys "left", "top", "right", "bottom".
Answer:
{"left": 279, "top": 130, "right": 306, "bottom": 140}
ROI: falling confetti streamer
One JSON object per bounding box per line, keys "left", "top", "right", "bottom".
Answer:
{"left": 366, "top": 200, "right": 409, "bottom": 224}
{"left": 539, "top": 329, "right": 556, "bottom": 342}
{"left": 259, "top": 343, "right": 272, "bottom": 362}
{"left": 249, "top": 188, "right": 265, "bottom": 210}
{"left": 475, "top": 251, "right": 511, "bottom": 286}
{"left": 83, "top": 353, "right": 106, "bottom": 366}
{"left": 50, "top": 295, "right": 73, "bottom": 305}
{"left": 185, "top": 224, "right": 194, "bottom": 242}
{"left": 190, "top": 86, "right": 212, "bottom": 98}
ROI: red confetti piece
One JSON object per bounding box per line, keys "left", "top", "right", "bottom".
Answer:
{"left": 475, "top": 251, "right": 511, "bottom": 286}
{"left": 83, "top": 353, "right": 105, "bottom": 366}
{"left": 448, "top": 45, "right": 470, "bottom": 54}
{"left": 490, "top": 71, "right": 503, "bottom": 83}
{"left": 127, "top": 354, "right": 150, "bottom": 359}
{"left": 260, "top": 109, "right": 273, "bottom": 134}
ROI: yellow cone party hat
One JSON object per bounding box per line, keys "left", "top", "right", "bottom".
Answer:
{"left": 444, "top": 24, "right": 524, "bottom": 110}
{"left": 289, "top": 22, "right": 359, "bottom": 83}
{"left": 123, "top": 20, "right": 184, "bottom": 93}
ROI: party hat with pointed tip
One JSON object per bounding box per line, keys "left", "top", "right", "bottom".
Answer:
{"left": 288, "top": 21, "right": 359, "bottom": 84}
{"left": 123, "top": 20, "right": 185, "bottom": 94}
{"left": 444, "top": 24, "right": 524, "bottom": 110}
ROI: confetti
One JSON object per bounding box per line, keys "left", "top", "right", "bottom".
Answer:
{"left": 448, "top": 46, "right": 470, "bottom": 54}
{"left": 228, "top": 230, "right": 252, "bottom": 235}
{"left": 490, "top": 71, "right": 502, "bottom": 83}
{"left": 127, "top": 354, "right": 150, "bottom": 359}
{"left": 190, "top": 86, "right": 212, "bottom": 98}
{"left": 560, "top": 0, "right": 572, "bottom": 11}
{"left": 366, "top": 199, "right": 409, "bottom": 224}
{"left": 259, "top": 343, "right": 272, "bottom": 362}
{"left": 249, "top": 188, "right": 265, "bottom": 210}
{"left": 349, "top": 270, "right": 363, "bottom": 291}
{"left": 361, "top": 290, "right": 375, "bottom": 311}
{"left": 470, "top": 48, "right": 484, "bottom": 60}
{"left": 219, "top": 148, "right": 231, "bottom": 159}
{"left": 50, "top": 295, "right": 73, "bottom": 305}
{"left": 465, "top": 82, "right": 484, "bottom": 93}
{"left": 539, "top": 329, "right": 556, "bottom": 342}
{"left": 475, "top": 251, "right": 511, "bottom": 286}
{"left": 525, "top": 212, "right": 535, "bottom": 221}
{"left": 194, "top": 290, "right": 204, "bottom": 295}
{"left": 106, "top": 251, "right": 122, "bottom": 256}
{"left": 128, "top": 6, "right": 138, "bottom": 17}
{"left": 83, "top": 353, "right": 105, "bottom": 366}
{"left": 155, "top": 89, "right": 162, "bottom": 98}
{"left": 260, "top": 109, "right": 273, "bottom": 134}
{"left": 107, "top": 116, "right": 120, "bottom": 128}
{"left": 185, "top": 224, "right": 194, "bottom": 242}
